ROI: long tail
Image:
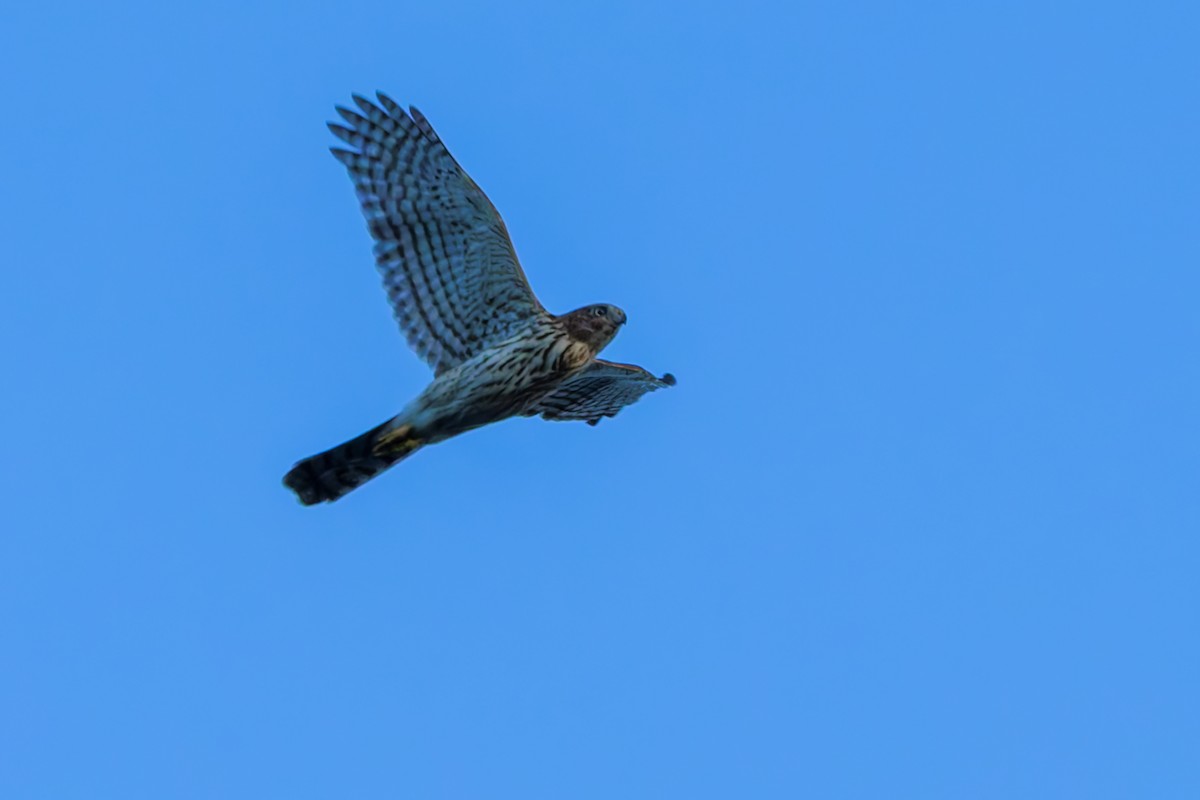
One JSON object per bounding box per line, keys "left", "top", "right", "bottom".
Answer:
{"left": 283, "top": 418, "right": 423, "bottom": 505}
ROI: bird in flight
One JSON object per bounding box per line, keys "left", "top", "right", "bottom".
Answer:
{"left": 284, "top": 93, "right": 675, "bottom": 504}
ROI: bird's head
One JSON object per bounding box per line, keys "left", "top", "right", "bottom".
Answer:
{"left": 561, "top": 303, "right": 626, "bottom": 354}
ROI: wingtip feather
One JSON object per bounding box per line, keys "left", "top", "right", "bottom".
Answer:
{"left": 375, "top": 92, "right": 407, "bottom": 120}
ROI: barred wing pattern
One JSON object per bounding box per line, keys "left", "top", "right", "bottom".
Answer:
{"left": 329, "top": 93, "right": 546, "bottom": 374}
{"left": 527, "top": 360, "right": 677, "bottom": 425}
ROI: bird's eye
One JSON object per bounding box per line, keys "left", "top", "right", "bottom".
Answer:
{"left": 593, "top": 306, "right": 607, "bottom": 317}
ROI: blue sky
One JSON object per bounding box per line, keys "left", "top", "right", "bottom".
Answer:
{"left": 2, "top": 1, "right": 1197, "bottom": 797}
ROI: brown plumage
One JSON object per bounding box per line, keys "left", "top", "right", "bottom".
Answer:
{"left": 283, "top": 94, "right": 674, "bottom": 505}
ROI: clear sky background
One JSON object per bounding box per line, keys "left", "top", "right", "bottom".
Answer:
{"left": 2, "top": 2, "right": 1197, "bottom": 798}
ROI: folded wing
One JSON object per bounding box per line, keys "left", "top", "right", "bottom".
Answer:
{"left": 329, "top": 93, "right": 546, "bottom": 374}
{"left": 528, "top": 360, "right": 676, "bottom": 425}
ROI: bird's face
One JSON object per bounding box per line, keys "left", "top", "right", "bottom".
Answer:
{"left": 563, "top": 303, "right": 626, "bottom": 354}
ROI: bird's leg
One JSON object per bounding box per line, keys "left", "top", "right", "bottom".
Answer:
{"left": 372, "top": 423, "right": 422, "bottom": 458}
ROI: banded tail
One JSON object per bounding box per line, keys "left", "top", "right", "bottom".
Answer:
{"left": 283, "top": 419, "right": 423, "bottom": 505}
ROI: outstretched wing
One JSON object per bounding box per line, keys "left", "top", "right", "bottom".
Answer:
{"left": 528, "top": 360, "right": 676, "bottom": 425}
{"left": 329, "top": 93, "right": 546, "bottom": 374}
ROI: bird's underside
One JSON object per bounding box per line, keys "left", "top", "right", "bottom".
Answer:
{"left": 283, "top": 93, "right": 674, "bottom": 505}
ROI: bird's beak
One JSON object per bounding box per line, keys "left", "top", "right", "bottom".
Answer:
{"left": 617, "top": 309, "right": 628, "bottom": 325}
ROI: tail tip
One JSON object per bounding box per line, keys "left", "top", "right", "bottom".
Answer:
{"left": 283, "top": 464, "right": 329, "bottom": 506}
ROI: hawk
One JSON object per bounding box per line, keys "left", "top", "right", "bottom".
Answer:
{"left": 284, "top": 93, "right": 675, "bottom": 505}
